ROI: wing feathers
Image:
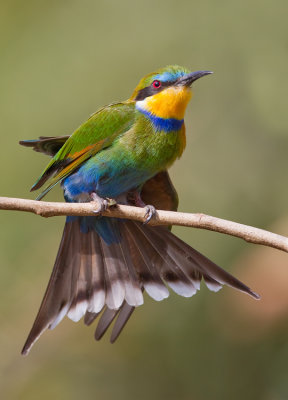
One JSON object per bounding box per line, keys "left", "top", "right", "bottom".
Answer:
{"left": 19, "top": 136, "right": 69, "bottom": 156}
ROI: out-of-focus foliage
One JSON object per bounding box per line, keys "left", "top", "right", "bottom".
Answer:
{"left": 0, "top": 0, "right": 288, "bottom": 399}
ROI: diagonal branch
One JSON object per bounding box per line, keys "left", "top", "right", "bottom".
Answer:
{"left": 0, "top": 196, "right": 288, "bottom": 253}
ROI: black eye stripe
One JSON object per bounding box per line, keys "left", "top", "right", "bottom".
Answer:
{"left": 135, "top": 80, "right": 174, "bottom": 101}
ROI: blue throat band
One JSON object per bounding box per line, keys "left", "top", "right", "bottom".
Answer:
{"left": 136, "top": 106, "right": 184, "bottom": 133}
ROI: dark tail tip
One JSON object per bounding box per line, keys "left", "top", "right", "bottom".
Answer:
{"left": 19, "top": 140, "right": 34, "bottom": 147}
{"left": 21, "top": 343, "right": 30, "bottom": 356}
{"left": 249, "top": 290, "right": 261, "bottom": 300}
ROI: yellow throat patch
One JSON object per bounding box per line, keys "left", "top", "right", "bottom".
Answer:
{"left": 138, "top": 86, "right": 192, "bottom": 120}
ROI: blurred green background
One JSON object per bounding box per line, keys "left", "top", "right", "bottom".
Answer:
{"left": 1, "top": 0, "right": 288, "bottom": 399}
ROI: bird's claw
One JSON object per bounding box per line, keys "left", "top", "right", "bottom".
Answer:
{"left": 90, "top": 192, "right": 109, "bottom": 214}
{"left": 143, "top": 205, "right": 156, "bottom": 224}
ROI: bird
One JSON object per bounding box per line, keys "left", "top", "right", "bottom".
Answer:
{"left": 20, "top": 65, "right": 260, "bottom": 355}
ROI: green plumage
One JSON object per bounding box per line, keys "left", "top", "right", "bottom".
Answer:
{"left": 19, "top": 65, "right": 259, "bottom": 355}
{"left": 31, "top": 99, "right": 186, "bottom": 201}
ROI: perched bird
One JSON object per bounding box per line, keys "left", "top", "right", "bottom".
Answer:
{"left": 20, "top": 65, "right": 259, "bottom": 355}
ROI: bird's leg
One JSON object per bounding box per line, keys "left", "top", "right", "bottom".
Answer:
{"left": 127, "top": 189, "right": 156, "bottom": 224}
{"left": 90, "top": 192, "right": 109, "bottom": 214}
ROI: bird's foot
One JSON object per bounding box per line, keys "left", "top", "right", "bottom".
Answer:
{"left": 127, "top": 190, "right": 156, "bottom": 224}
{"left": 143, "top": 205, "right": 156, "bottom": 224}
{"left": 90, "top": 192, "right": 110, "bottom": 214}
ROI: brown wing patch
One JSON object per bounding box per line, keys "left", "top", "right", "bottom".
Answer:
{"left": 141, "top": 170, "right": 179, "bottom": 211}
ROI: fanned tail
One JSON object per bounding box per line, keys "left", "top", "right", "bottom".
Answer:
{"left": 22, "top": 218, "right": 260, "bottom": 355}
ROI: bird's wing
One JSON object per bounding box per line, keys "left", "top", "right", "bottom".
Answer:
{"left": 19, "top": 136, "right": 70, "bottom": 157}
{"left": 141, "top": 170, "right": 178, "bottom": 212}
{"left": 25, "top": 102, "right": 135, "bottom": 200}
{"left": 20, "top": 130, "right": 179, "bottom": 212}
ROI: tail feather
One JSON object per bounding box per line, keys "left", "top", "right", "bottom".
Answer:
{"left": 100, "top": 238, "right": 126, "bottom": 309}
{"left": 84, "top": 311, "right": 100, "bottom": 326}
{"left": 84, "top": 302, "right": 136, "bottom": 343}
{"left": 87, "top": 233, "right": 106, "bottom": 313}
{"left": 203, "top": 275, "right": 223, "bottom": 293}
{"left": 94, "top": 307, "right": 120, "bottom": 341}
{"left": 94, "top": 302, "right": 136, "bottom": 342}
{"left": 124, "top": 222, "right": 170, "bottom": 301}
{"left": 22, "top": 222, "right": 76, "bottom": 355}
{"left": 158, "top": 228, "right": 260, "bottom": 299}
{"left": 67, "top": 227, "right": 89, "bottom": 322}
{"left": 22, "top": 218, "right": 260, "bottom": 355}
{"left": 132, "top": 222, "right": 199, "bottom": 297}
{"left": 117, "top": 237, "right": 144, "bottom": 307}
{"left": 110, "top": 303, "right": 135, "bottom": 343}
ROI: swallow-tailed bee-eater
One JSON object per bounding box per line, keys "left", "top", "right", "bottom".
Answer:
{"left": 20, "top": 65, "right": 259, "bottom": 355}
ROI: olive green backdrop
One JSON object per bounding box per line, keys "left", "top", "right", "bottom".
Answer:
{"left": 1, "top": 0, "right": 288, "bottom": 399}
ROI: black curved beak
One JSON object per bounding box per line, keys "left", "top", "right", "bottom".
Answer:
{"left": 176, "top": 70, "right": 213, "bottom": 87}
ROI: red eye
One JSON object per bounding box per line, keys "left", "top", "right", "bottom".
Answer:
{"left": 152, "top": 80, "right": 161, "bottom": 89}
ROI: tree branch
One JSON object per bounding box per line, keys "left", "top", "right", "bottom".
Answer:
{"left": 1, "top": 196, "right": 288, "bottom": 253}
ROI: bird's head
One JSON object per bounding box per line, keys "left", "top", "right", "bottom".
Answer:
{"left": 130, "top": 65, "right": 212, "bottom": 120}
